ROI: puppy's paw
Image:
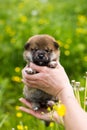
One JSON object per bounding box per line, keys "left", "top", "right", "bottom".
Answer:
{"left": 47, "top": 100, "right": 55, "bottom": 107}
{"left": 25, "top": 68, "right": 36, "bottom": 74}
{"left": 48, "top": 61, "right": 57, "bottom": 68}
{"left": 32, "top": 102, "right": 40, "bottom": 111}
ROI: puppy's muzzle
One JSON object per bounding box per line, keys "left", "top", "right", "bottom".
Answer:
{"left": 38, "top": 53, "right": 44, "bottom": 59}
{"left": 33, "top": 50, "right": 50, "bottom": 66}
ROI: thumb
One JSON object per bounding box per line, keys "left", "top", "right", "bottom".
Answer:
{"left": 29, "top": 62, "right": 43, "bottom": 72}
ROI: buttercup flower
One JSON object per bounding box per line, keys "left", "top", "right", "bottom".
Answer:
{"left": 76, "top": 28, "right": 87, "bottom": 35}
{"left": 15, "top": 67, "right": 21, "bottom": 73}
{"left": 53, "top": 103, "right": 66, "bottom": 117}
{"left": 24, "top": 126, "right": 28, "bottom": 130}
{"left": 18, "top": 2, "right": 24, "bottom": 9}
{"left": 16, "top": 112, "right": 23, "bottom": 118}
{"left": 38, "top": 18, "right": 49, "bottom": 25}
{"left": 64, "top": 50, "right": 70, "bottom": 56}
{"left": 57, "top": 40, "right": 63, "bottom": 47}
{"left": 5, "top": 26, "right": 15, "bottom": 36}
{"left": 15, "top": 106, "right": 20, "bottom": 111}
{"left": 12, "top": 76, "right": 21, "bottom": 83}
{"left": 84, "top": 56, "right": 87, "bottom": 62}
{"left": 77, "top": 15, "right": 86, "bottom": 24}
{"left": 49, "top": 122, "right": 54, "bottom": 127}
{"left": 47, "top": 107, "right": 51, "bottom": 112}
{"left": 20, "top": 16, "right": 28, "bottom": 23}
{"left": 17, "top": 125, "right": 23, "bottom": 130}
{"left": 64, "top": 44, "right": 70, "bottom": 49}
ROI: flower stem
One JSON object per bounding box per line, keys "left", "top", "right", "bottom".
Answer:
{"left": 84, "top": 72, "right": 87, "bottom": 110}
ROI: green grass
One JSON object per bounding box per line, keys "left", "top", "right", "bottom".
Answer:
{"left": 0, "top": 0, "right": 87, "bottom": 129}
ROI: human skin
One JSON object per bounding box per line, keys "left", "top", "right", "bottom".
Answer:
{"left": 20, "top": 63, "right": 87, "bottom": 130}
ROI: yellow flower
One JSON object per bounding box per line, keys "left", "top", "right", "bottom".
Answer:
{"left": 15, "top": 67, "right": 21, "bottom": 73}
{"left": 47, "top": 107, "right": 51, "bottom": 112}
{"left": 17, "top": 125, "right": 23, "bottom": 130}
{"left": 12, "top": 76, "right": 21, "bottom": 82}
{"left": 20, "top": 16, "right": 28, "bottom": 23}
{"left": 64, "top": 44, "right": 70, "bottom": 49}
{"left": 49, "top": 122, "right": 54, "bottom": 127}
{"left": 5, "top": 26, "right": 15, "bottom": 36}
{"left": 57, "top": 104, "right": 66, "bottom": 117}
{"left": 57, "top": 40, "right": 63, "bottom": 47}
{"left": 24, "top": 126, "right": 28, "bottom": 130}
{"left": 76, "top": 28, "right": 87, "bottom": 35}
{"left": 53, "top": 104, "right": 66, "bottom": 117}
{"left": 16, "top": 112, "right": 22, "bottom": 118}
{"left": 15, "top": 106, "right": 20, "bottom": 111}
{"left": 77, "top": 15, "right": 87, "bottom": 24}
{"left": 38, "top": 18, "right": 49, "bottom": 25}
{"left": 5, "top": 26, "right": 11, "bottom": 33}
{"left": 18, "top": 2, "right": 24, "bottom": 9}
{"left": 84, "top": 56, "right": 87, "bottom": 62}
{"left": 64, "top": 50, "right": 70, "bottom": 56}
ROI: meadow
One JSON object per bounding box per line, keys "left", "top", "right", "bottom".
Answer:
{"left": 0, "top": 0, "right": 87, "bottom": 129}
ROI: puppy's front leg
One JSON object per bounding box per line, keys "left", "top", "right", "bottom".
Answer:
{"left": 25, "top": 68, "right": 36, "bottom": 74}
{"left": 48, "top": 61, "right": 57, "bottom": 68}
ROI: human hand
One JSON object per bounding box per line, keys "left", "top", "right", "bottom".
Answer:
{"left": 19, "top": 97, "right": 60, "bottom": 123}
{"left": 22, "top": 62, "right": 71, "bottom": 98}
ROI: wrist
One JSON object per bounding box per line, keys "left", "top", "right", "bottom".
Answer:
{"left": 56, "top": 85, "right": 75, "bottom": 102}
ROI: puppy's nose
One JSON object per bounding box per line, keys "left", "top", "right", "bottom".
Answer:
{"left": 39, "top": 54, "right": 44, "bottom": 59}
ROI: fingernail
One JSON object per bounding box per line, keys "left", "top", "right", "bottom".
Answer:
{"left": 22, "top": 79, "right": 25, "bottom": 82}
{"left": 19, "top": 98, "right": 23, "bottom": 101}
{"left": 19, "top": 106, "right": 23, "bottom": 109}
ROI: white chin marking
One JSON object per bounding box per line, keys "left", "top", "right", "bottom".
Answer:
{"left": 39, "top": 62, "right": 43, "bottom": 65}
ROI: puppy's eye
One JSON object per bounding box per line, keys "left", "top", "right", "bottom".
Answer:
{"left": 50, "top": 49, "right": 52, "bottom": 52}
{"left": 31, "top": 48, "right": 34, "bottom": 51}
{"left": 45, "top": 49, "right": 52, "bottom": 53}
{"left": 31, "top": 48, "right": 38, "bottom": 52}
{"left": 45, "top": 49, "right": 49, "bottom": 52}
{"left": 35, "top": 48, "right": 38, "bottom": 51}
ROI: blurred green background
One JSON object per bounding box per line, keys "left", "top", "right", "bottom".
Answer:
{"left": 0, "top": 0, "right": 87, "bottom": 130}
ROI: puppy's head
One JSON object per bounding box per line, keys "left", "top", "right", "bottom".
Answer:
{"left": 23, "top": 34, "right": 60, "bottom": 66}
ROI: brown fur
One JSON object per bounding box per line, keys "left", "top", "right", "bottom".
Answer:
{"left": 23, "top": 34, "right": 60, "bottom": 111}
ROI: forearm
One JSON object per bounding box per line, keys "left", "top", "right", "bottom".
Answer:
{"left": 58, "top": 85, "right": 87, "bottom": 130}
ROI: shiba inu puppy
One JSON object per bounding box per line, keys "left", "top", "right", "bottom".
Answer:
{"left": 23, "top": 34, "right": 60, "bottom": 111}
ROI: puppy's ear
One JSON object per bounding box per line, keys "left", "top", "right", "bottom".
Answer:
{"left": 24, "top": 42, "right": 30, "bottom": 50}
{"left": 54, "top": 41, "right": 59, "bottom": 49}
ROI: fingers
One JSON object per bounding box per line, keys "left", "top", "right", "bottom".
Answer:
{"left": 19, "top": 98, "right": 52, "bottom": 121}
{"left": 19, "top": 106, "right": 53, "bottom": 121}
{"left": 22, "top": 79, "right": 37, "bottom": 89}
{"left": 19, "top": 106, "right": 47, "bottom": 120}
{"left": 22, "top": 68, "right": 38, "bottom": 81}
{"left": 19, "top": 106, "right": 33, "bottom": 114}
{"left": 29, "top": 62, "right": 43, "bottom": 72}
{"left": 19, "top": 98, "right": 60, "bottom": 122}
{"left": 19, "top": 98, "right": 32, "bottom": 109}
{"left": 19, "top": 106, "right": 43, "bottom": 120}
{"left": 19, "top": 98, "right": 50, "bottom": 121}
{"left": 19, "top": 98, "right": 42, "bottom": 118}
{"left": 22, "top": 79, "right": 31, "bottom": 87}
{"left": 19, "top": 106, "right": 44, "bottom": 120}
